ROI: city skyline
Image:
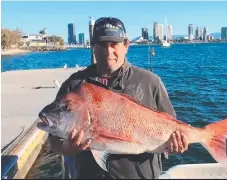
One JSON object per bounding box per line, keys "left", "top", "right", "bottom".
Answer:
{"left": 2, "top": 1, "right": 227, "bottom": 41}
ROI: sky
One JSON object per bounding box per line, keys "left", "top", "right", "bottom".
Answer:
{"left": 2, "top": 1, "right": 227, "bottom": 42}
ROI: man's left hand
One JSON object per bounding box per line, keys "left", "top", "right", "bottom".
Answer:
{"left": 167, "top": 130, "right": 189, "bottom": 153}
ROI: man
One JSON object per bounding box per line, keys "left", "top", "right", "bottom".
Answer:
{"left": 49, "top": 17, "right": 188, "bottom": 179}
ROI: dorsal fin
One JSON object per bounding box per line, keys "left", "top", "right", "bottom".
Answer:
{"left": 116, "top": 92, "right": 178, "bottom": 122}
{"left": 82, "top": 81, "right": 178, "bottom": 122}
{"left": 117, "top": 93, "right": 140, "bottom": 104}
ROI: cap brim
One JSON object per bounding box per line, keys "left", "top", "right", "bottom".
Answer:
{"left": 97, "top": 36, "right": 125, "bottom": 43}
{"left": 92, "top": 36, "right": 124, "bottom": 44}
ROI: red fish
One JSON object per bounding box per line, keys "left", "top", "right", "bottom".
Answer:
{"left": 37, "top": 82, "right": 227, "bottom": 171}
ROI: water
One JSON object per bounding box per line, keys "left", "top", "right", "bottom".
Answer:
{"left": 2, "top": 43, "right": 227, "bottom": 178}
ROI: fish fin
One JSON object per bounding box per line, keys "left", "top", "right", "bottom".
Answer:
{"left": 91, "top": 149, "right": 109, "bottom": 171}
{"left": 202, "top": 118, "right": 227, "bottom": 165}
{"left": 117, "top": 93, "right": 140, "bottom": 103}
{"left": 117, "top": 93, "right": 180, "bottom": 122}
{"left": 97, "top": 130, "right": 141, "bottom": 144}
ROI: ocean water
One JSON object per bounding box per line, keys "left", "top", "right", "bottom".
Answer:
{"left": 2, "top": 43, "right": 227, "bottom": 178}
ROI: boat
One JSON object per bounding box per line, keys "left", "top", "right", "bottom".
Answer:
{"left": 161, "top": 14, "right": 171, "bottom": 47}
{"left": 161, "top": 41, "right": 171, "bottom": 47}
{"left": 159, "top": 163, "right": 227, "bottom": 179}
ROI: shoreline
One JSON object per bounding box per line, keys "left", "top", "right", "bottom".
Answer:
{"left": 1, "top": 48, "right": 31, "bottom": 56}
{"left": 131, "top": 41, "right": 227, "bottom": 46}
{"left": 1, "top": 46, "right": 68, "bottom": 57}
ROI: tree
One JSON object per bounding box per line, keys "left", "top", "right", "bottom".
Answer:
{"left": 47, "top": 35, "right": 64, "bottom": 46}
{"left": 39, "top": 28, "right": 46, "bottom": 35}
{"left": 11, "top": 28, "right": 22, "bottom": 45}
{"left": 58, "top": 37, "right": 64, "bottom": 46}
{"left": 1, "top": 28, "right": 22, "bottom": 50}
{"left": 1, "top": 29, "right": 11, "bottom": 50}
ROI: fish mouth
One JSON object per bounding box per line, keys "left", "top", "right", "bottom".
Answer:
{"left": 38, "top": 112, "right": 49, "bottom": 126}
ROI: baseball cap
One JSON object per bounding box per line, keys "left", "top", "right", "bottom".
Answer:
{"left": 91, "top": 17, "right": 127, "bottom": 45}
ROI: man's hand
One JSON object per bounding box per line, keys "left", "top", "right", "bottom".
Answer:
{"left": 63, "top": 129, "right": 92, "bottom": 156}
{"left": 167, "top": 130, "right": 189, "bottom": 153}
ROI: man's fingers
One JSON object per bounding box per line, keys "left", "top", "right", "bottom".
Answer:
{"left": 181, "top": 132, "right": 188, "bottom": 152}
{"left": 73, "top": 130, "right": 84, "bottom": 147}
{"left": 168, "top": 141, "right": 173, "bottom": 153}
{"left": 71, "top": 129, "right": 78, "bottom": 139}
{"left": 67, "top": 129, "right": 77, "bottom": 144}
{"left": 168, "top": 134, "right": 174, "bottom": 152}
{"left": 172, "top": 132, "right": 178, "bottom": 152}
{"left": 78, "top": 139, "right": 92, "bottom": 151}
{"left": 175, "top": 131, "right": 183, "bottom": 152}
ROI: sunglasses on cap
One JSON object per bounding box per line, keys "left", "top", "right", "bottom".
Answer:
{"left": 94, "top": 17, "right": 126, "bottom": 33}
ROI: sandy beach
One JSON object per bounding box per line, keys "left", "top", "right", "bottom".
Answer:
{"left": 1, "top": 48, "right": 31, "bottom": 56}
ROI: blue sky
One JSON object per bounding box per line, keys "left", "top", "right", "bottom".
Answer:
{"left": 2, "top": 1, "right": 227, "bottom": 42}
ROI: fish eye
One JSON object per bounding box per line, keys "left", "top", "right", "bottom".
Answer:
{"left": 60, "top": 103, "right": 71, "bottom": 112}
{"left": 65, "top": 104, "right": 70, "bottom": 111}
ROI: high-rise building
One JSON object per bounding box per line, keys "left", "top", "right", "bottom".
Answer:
{"left": 78, "top": 33, "right": 85, "bottom": 44}
{"left": 206, "top": 35, "right": 213, "bottom": 41}
{"left": 188, "top": 24, "right": 194, "bottom": 41}
{"left": 199, "top": 28, "right": 203, "bottom": 40}
{"left": 221, "top": 27, "right": 227, "bottom": 41}
{"left": 142, "top": 28, "right": 149, "bottom": 40}
{"left": 195, "top": 27, "right": 203, "bottom": 40}
{"left": 153, "top": 22, "right": 159, "bottom": 41}
{"left": 166, "top": 25, "right": 173, "bottom": 41}
{"left": 157, "top": 24, "right": 164, "bottom": 40}
{"left": 195, "top": 27, "right": 200, "bottom": 40}
{"left": 203, "top": 27, "right": 208, "bottom": 41}
{"left": 153, "top": 22, "right": 164, "bottom": 41}
{"left": 68, "top": 23, "right": 76, "bottom": 44}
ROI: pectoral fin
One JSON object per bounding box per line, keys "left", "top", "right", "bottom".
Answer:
{"left": 94, "top": 129, "right": 141, "bottom": 144}
{"left": 91, "top": 149, "right": 109, "bottom": 171}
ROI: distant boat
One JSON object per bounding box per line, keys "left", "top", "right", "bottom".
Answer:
{"left": 161, "top": 14, "right": 171, "bottom": 47}
{"left": 161, "top": 41, "right": 171, "bottom": 47}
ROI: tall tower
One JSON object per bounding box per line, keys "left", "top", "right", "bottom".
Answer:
{"left": 195, "top": 27, "right": 200, "bottom": 40}
{"left": 188, "top": 24, "right": 194, "bottom": 41}
{"left": 221, "top": 27, "right": 227, "bottom": 41}
{"left": 89, "top": 17, "right": 96, "bottom": 64}
{"left": 78, "top": 33, "right": 85, "bottom": 44}
{"left": 166, "top": 25, "right": 173, "bottom": 41}
{"left": 68, "top": 23, "right": 76, "bottom": 44}
{"left": 142, "top": 28, "right": 149, "bottom": 40}
{"left": 203, "top": 27, "right": 208, "bottom": 41}
{"left": 157, "top": 24, "right": 164, "bottom": 40}
{"left": 153, "top": 22, "right": 158, "bottom": 41}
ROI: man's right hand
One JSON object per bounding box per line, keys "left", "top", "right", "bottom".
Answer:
{"left": 63, "top": 129, "right": 92, "bottom": 156}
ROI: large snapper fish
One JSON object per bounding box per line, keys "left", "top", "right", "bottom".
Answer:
{"left": 37, "top": 81, "right": 227, "bottom": 171}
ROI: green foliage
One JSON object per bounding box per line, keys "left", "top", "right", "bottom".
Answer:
{"left": 39, "top": 28, "right": 46, "bottom": 35}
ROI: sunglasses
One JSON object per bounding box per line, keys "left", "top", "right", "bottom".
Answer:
{"left": 95, "top": 17, "right": 126, "bottom": 33}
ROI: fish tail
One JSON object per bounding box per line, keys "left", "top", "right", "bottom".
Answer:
{"left": 201, "top": 118, "right": 227, "bottom": 165}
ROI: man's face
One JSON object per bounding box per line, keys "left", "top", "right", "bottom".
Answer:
{"left": 94, "top": 40, "right": 129, "bottom": 75}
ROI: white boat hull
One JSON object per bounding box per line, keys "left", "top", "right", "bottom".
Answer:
{"left": 159, "top": 163, "right": 227, "bottom": 179}
{"left": 161, "top": 42, "right": 171, "bottom": 47}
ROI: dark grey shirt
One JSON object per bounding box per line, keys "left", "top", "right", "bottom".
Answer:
{"left": 51, "top": 60, "right": 176, "bottom": 179}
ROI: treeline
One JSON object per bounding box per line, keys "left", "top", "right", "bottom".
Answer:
{"left": 46, "top": 35, "right": 64, "bottom": 46}
{"left": 1, "top": 28, "right": 65, "bottom": 50}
